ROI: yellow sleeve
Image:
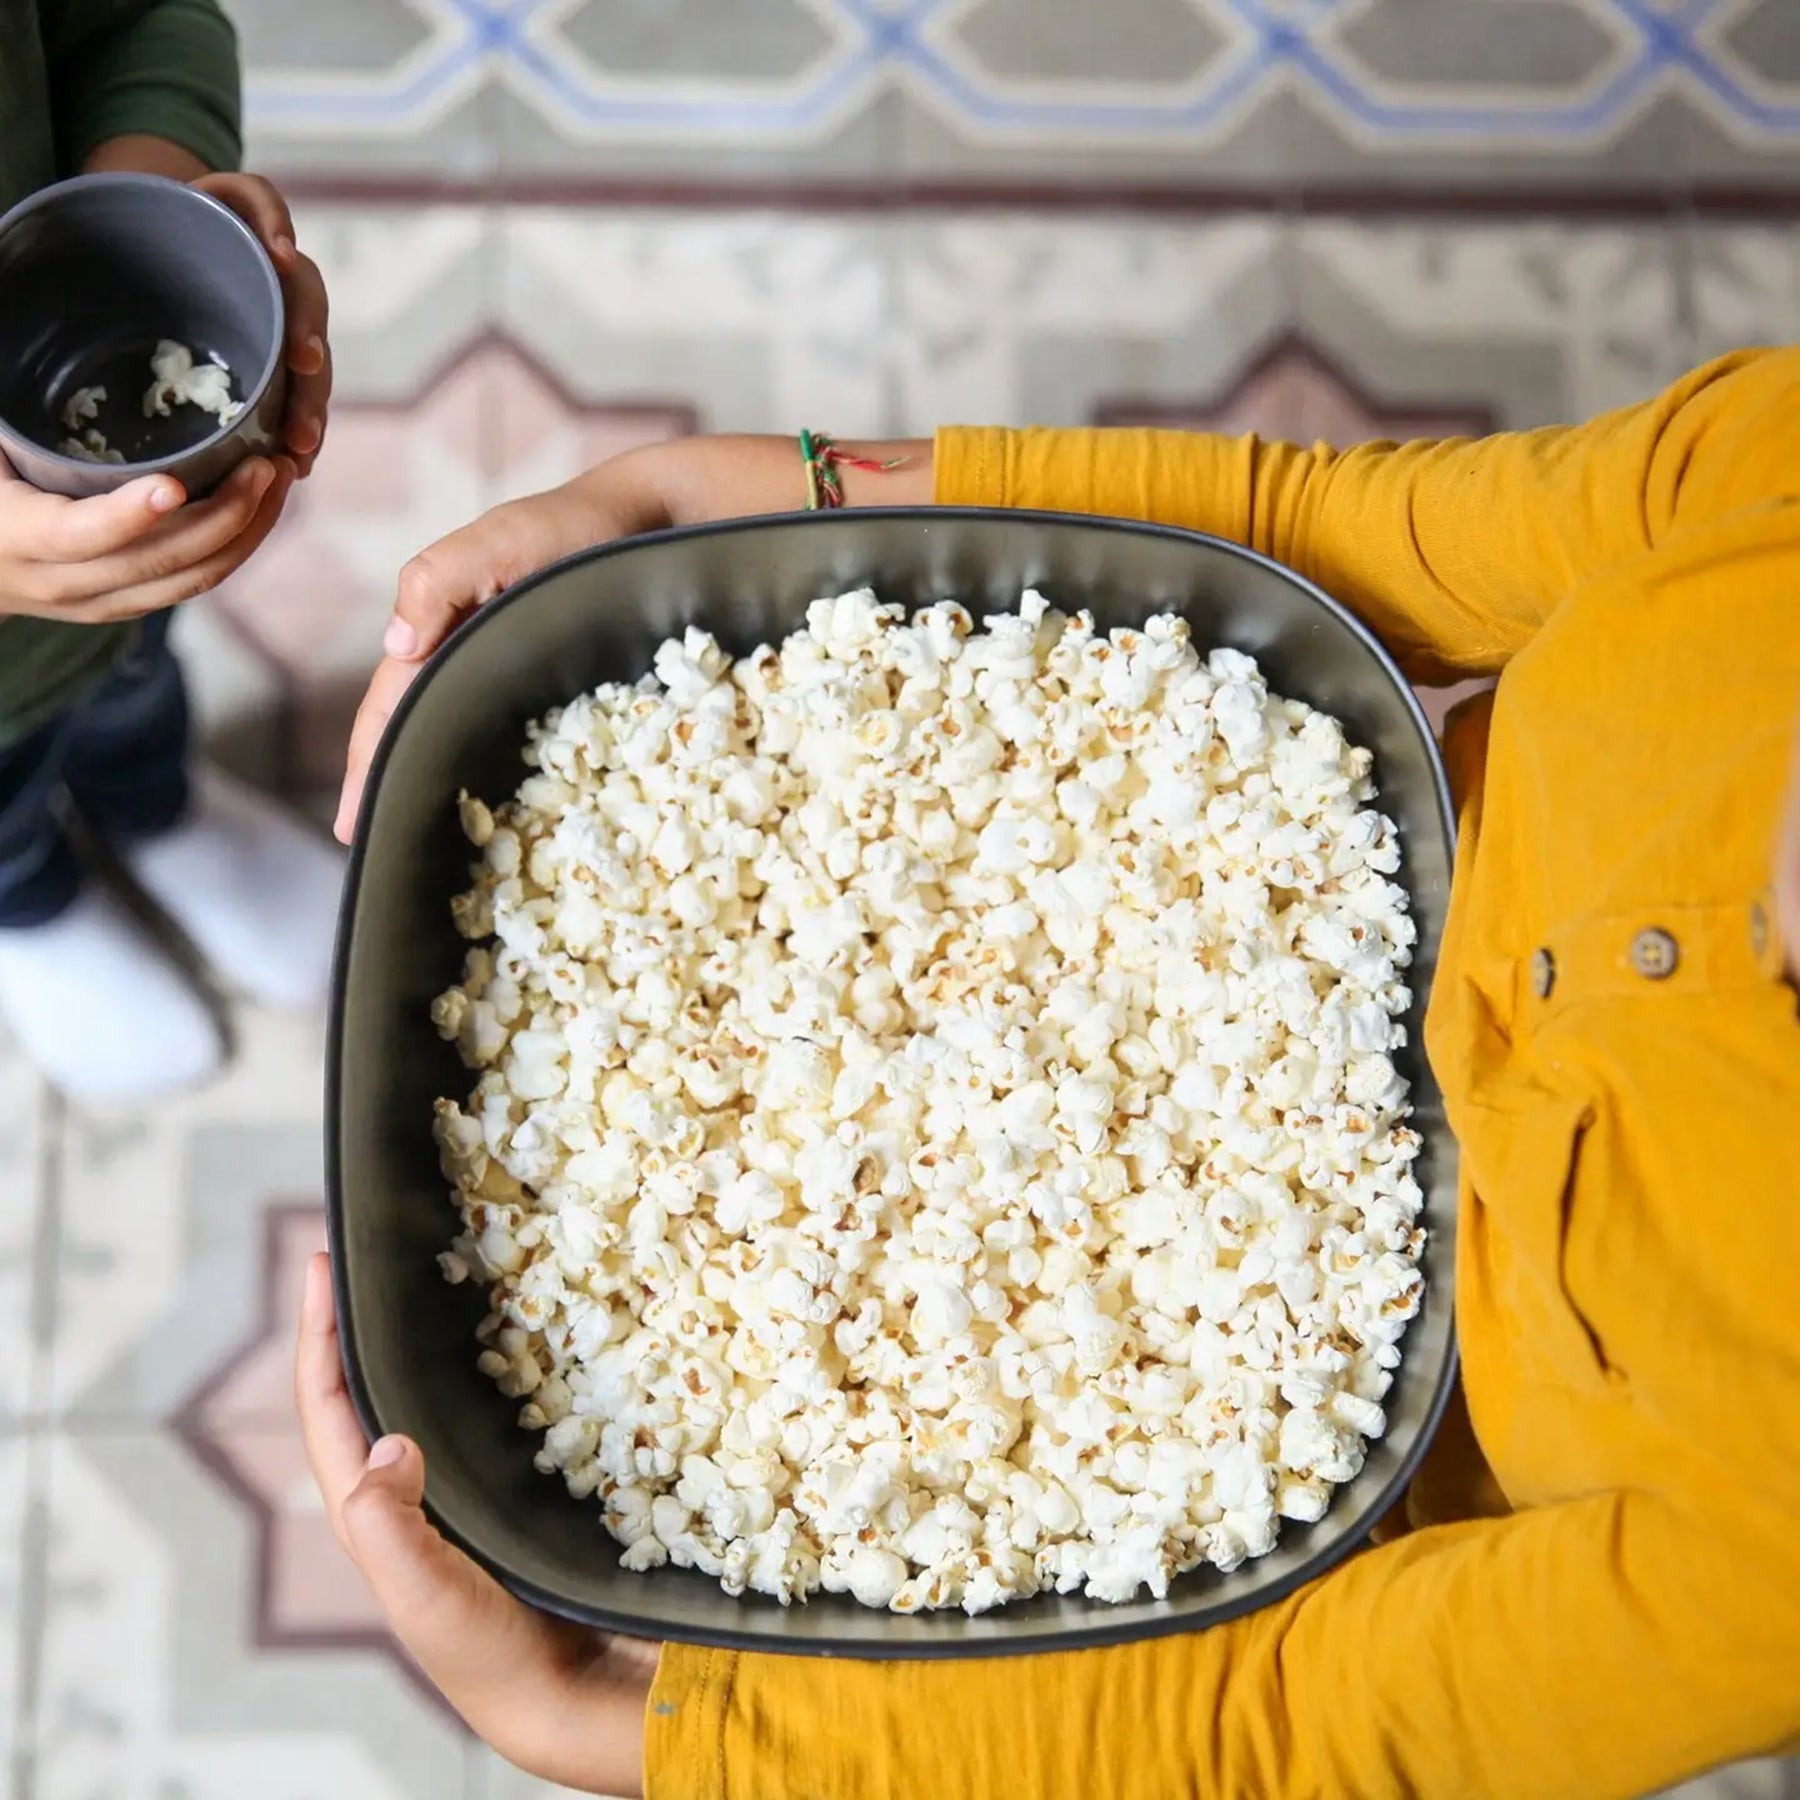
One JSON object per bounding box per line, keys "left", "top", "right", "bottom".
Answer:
{"left": 646, "top": 1486, "right": 1800, "bottom": 1800}
{"left": 935, "top": 349, "right": 1800, "bottom": 684}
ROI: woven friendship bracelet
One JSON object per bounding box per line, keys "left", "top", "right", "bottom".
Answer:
{"left": 799, "top": 429, "right": 907, "bottom": 510}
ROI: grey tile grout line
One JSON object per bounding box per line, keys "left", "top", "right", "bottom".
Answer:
{"left": 20, "top": 1411, "right": 295, "bottom": 1437}
{"left": 481, "top": 205, "right": 507, "bottom": 513}
{"left": 465, "top": 81, "right": 503, "bottom": 1800}
{"left": 483, "top": 44, "right": 508, "bottom": 524}
{"left": 1667, "top": 205, "right": 1702, "bottom": 375}
{"left": 878, "top": 86, "right": 906, "bottom": 441}
{"left": 24, "top": 1086, "right": 59, "bottom": 1409}
{"left": 9, "top": 1083, "right": 64, "bottom": 1800}
{"left": 878, "top": 208, "right": 904, "bottom": 440}
{"left": 7, "top": 1460, "right": 44, "bottom": 1800}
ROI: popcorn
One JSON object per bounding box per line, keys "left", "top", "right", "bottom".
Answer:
{"left": 57, "top": 384, "right": 125, "bottom": 463}
{"left": 141, "top": 339, "right": 244, "bottom": 426}
{"left": 435, "top": 589, "right": 1423, "bottom": 1613}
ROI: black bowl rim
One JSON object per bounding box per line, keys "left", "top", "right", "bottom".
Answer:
{"left": 327, "top": 504, "right": 1461, "bottom": 1657}
{"left": 0, "top": 171, "right": 285, "bottom": 474}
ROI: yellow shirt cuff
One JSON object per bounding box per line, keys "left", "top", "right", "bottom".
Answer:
{"left": 646, "top": 1644, "right": 736, "bottom": 1800}
{"left": 934, "top": 425, "right": 1014, "bottom": 507}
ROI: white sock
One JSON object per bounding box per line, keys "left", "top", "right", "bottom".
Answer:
{"left": 0, "top": 886, "right": 223, "bottom": 1103}
{"left": 119, "top": 768, "right": 346, "bottom": 1012}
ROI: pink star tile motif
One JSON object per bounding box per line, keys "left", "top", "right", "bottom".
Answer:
{"left": 172, "top": 1206, "right": 453, "bottom": 1710}
{"left": 198, "top": 333, "right": 696, "bottom": 801}
{"left": 1093, "top": 333, "right": 1493, "bottom": 446}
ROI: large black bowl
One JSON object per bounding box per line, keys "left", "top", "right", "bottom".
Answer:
{"left": 330, "top": 507, "right": 1459, "bottom": 1657}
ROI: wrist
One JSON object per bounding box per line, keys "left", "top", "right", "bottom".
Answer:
{"left": 598, "top": 1645, "right": 656, "bottom": 1800}
{"left": 657, "top": 434, "right": 806, "bottom": 528}
{"left": 659, "top": 432, "right": 937, "bottom": 528}
{"left": 82, "top": 135, "right": 211, "bottom": 182}
{"left": 564, "top": 431, "right": 937, "bottom": 545}
{"left": 561, "top": 444, "right": 678, "bottom": 537}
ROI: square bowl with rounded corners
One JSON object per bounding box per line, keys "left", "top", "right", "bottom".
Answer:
{"left": 329, "top": 506, "right": 1459, "bottom": 1658}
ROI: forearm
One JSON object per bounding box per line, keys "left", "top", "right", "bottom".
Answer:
{"left": 598, "top": 434, "right": 934, "bottom": 531}
{"left": 592, "top": 352, "right": 1800, "bottom": 681}
{"left": 595, "top": 426, "right": 1539, "bottom": 687}
{"left": 596, "top": 370, "right": 1748, "bottom": 692}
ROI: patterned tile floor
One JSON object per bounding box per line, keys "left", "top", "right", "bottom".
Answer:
{"left": 4, "top": 1, "right": 1800, "bottom": 1794}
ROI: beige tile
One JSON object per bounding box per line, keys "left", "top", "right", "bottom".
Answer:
{"left": 186, "top": 203, "right": 507, "bottom": 812}
{"left": 0, "top": 1043, "right": 51, "bottom": 1419}
{"left": 888, "top": 213, "right": 1688, "bottom": 444}
{"left": 1294, "top": 220, "right": 1688, "bottom": 424}
{"left": 51, "top": 1008, "right": 326, "bottom": 1423}
{"left": 470, "top": 1752, "right": 630, "bottom": 1800}
{"left": 1657, "top": 1759, "right": 1800, "bottom": 1800}
{"left": 893, "top": 212, "right": 1290, "bottom": 432}
{"left": 1684, "top": 227, "right": 1800, "bottom": 364}
{"left": 0, "top": 1437, "right": 31, "bottom": 1776}
{"left": 497, "top": 209, "right": 894, "bottom": 438}
{"left": 34, "top": 1431, "right": 464, "bottom": 1800}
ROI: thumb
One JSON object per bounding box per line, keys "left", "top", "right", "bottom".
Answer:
{"left": 337, "top": 1434, "right": 486, "bottom": 1658}
{"left": 333, "top": 654, "right": 416, "bottom": 842}
{"left": 382, "top": 486, "right": 604, "bottom": 663}
{"left": 335, "top": 1436, "right": 567, "bottom": 1719}
{"left": 338, "top": 1435, "right": 431, "bottom": 1576}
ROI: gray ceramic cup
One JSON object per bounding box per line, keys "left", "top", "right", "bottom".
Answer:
{"left": 0, "top": 173, "right": 286, "bottom": 500}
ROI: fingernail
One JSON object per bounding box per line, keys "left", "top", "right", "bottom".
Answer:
{"left": 300, "top": 334, "right": 325, "bottom": 371}
{"left": 366, "top": 1436, "right": 407, "bottom": 1471}
{"left": 147, "top": 482, "right": 181, "bottom": 514}
{"left": 274, "top": 233, "right": 296, "bottom": 262}
{"left": 383, "top": 616, "right": 418, "bottom": 657}
{"left": 248, "top": 462, "right": 276, "bottom": 496}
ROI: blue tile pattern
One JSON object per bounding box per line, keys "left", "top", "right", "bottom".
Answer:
{"left": 243, "top": 0, "right": 1800, "bottom": 154}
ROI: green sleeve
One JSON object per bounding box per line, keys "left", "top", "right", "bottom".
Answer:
{"left": 47, "top": 0, "right": 243, "bottom": 176}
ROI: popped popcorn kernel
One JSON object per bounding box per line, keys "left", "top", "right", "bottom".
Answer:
{"left": 436, "top": 589, "right": 1422, "bottom": 1610}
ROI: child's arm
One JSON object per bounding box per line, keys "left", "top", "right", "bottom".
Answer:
{"left": 46, "top": 0, "right": 333, "bottom": 479}
{"left": 333, "top": 350, "right": 1800, "bottom": 832}
{"left": 935, "top": 348, "right": 1800, "bottom": 684}
{"left": 81, "top": 133, "right": 210, "bottom": 182}
{"left": 45, "top": 0, "right": 240, "bottom": 180}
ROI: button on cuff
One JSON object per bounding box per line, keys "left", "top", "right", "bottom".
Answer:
{"left": 1629, "top": 927, "right": 1680, "bottom": 981}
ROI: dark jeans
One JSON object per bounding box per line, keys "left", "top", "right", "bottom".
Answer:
{"left": 0, "top": 613, "right": 190, "bottom": 928}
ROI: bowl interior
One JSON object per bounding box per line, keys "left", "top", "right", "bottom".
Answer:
{"left": 0, "top": 175, "right": 281, "bottom": 466}
{"left": 331, "top": 507, "right": 1459, "bottom": 1657}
